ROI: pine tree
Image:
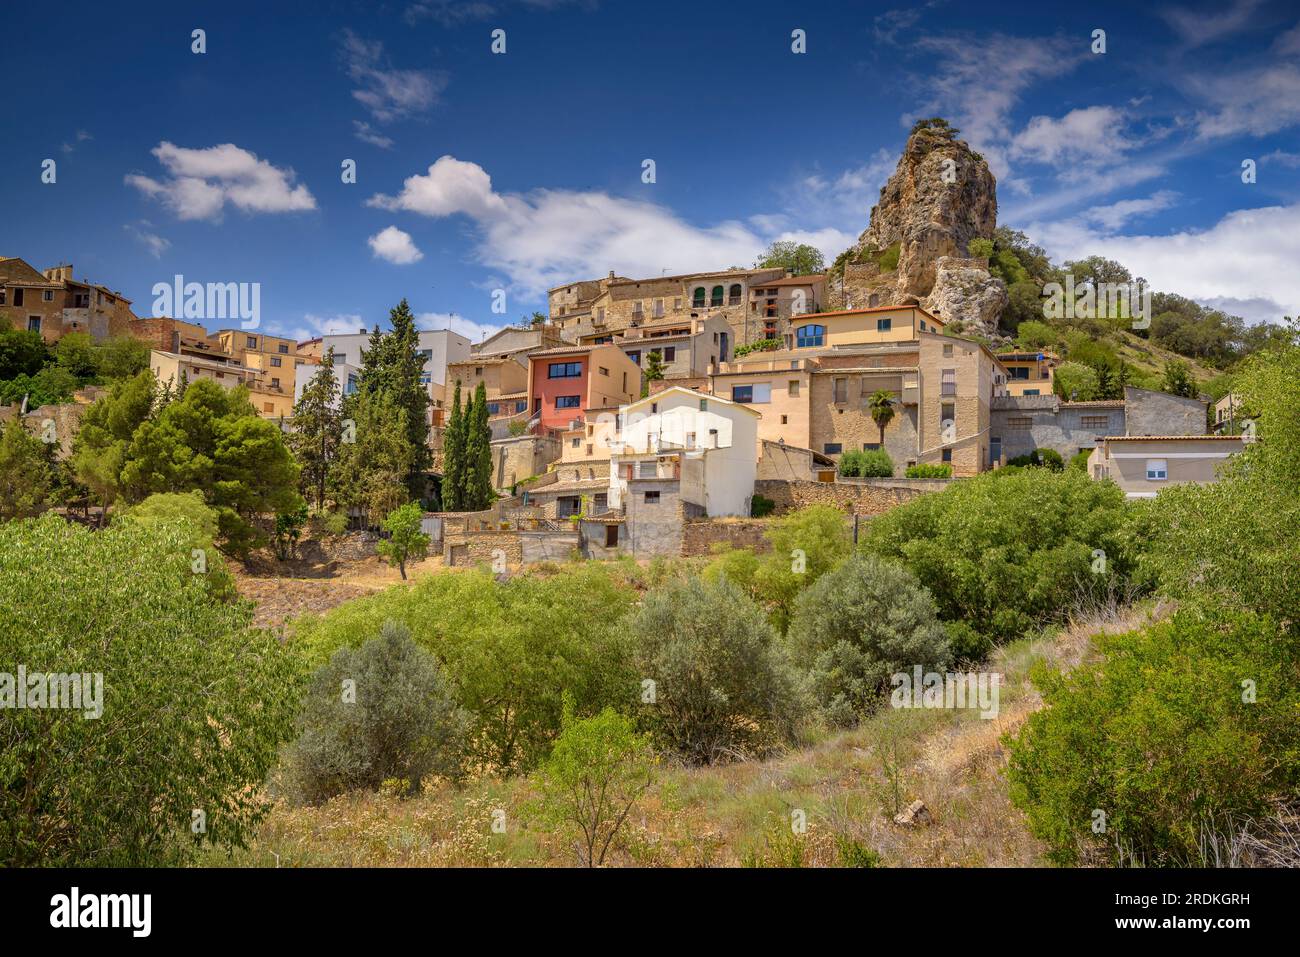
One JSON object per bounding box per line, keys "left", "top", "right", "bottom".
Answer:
{"left": 330, "top": 390, "right": 412, "bottom": 526}
{"left": 289, "top": 347, "right": 342, "bottom": 510}
{"left": 387, "top": 299, "right": 432, "bottom": 482}
{"left": 642, "top": 350, "right": 667, "bottom": 397}
{"left": 464, "top": 381, "right": 494, "bottom": 509}
{"left": 441, "top": 380, "right": 465, "bottom": 511}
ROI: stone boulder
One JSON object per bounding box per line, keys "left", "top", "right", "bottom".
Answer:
{"left": 923, "top": 256, "right": 1008, "bottom": 336}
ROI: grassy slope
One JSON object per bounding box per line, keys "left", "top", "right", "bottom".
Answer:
{"left": 201, "top": 604, "right": 1156, "bottom": 869}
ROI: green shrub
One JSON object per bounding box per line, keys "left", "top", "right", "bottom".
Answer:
{"left": 1007, "top": 448, "right": 1065, "bottom": 471}
{"left": 787, "top": 555, "right": 950, "bottom": 726}
{"left": 835, "top": 834, "right": 883, "bottom": 867}
{"left": 838, "top": 449, "right": 866, "bottom": 477}
{"left": 119, "top": 491, "right": 236, "bottom": 601}
{"left": 1007, "top": 604, "right": 1300, "bottom": 865}
{"left": 283, "top": 621, "right": 471, "bottom": 804}
{"left": 862, "top": 469, "right": 1135, "bottom": 642}
{"left": 625, "top": 576, "right": 805, "bottom": 764}
{"left": 376, "top": 501, "right": 430, "bottom": 579}
{"left": 0, "top": 365, "right": 78, "bottom": 409}
{"left": 0, "top": 419, "right": 53, "bottom": 521}
{"left": 530, "top": 695, "right": 657, "bottom": 866}
{"left": 943, "top": 619, "right": 992, "bottom": 663}
{"left": 877, "top": 242, "right": 901, "bottom": 272}
{"left": 904, "top": 463, "right": 952, "bottom": 478}
{"left": 1068, "top": 449, "right": 1092, "bottom": 471}
{"left": 859, "top": 449, "right": 894, "bottom": 477}
{"left": 750, "top": 493, "right": 775, "bottom": 517}
{"left": 0, "top": 515, "right": 302, "bottom": 865}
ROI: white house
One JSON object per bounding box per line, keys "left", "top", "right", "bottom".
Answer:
{"left": 607, "top": 386, "right": 759, "bottom": 517}
{"left": 320, "top": 327, "right": 471, "bottom": 389}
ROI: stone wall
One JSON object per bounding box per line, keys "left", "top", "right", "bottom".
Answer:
{"left": 680, "top": 519, "right": 773, "bottom": 557}
{"left": 490, "top": 434, "right": 562, "bottom": 490}
{"left": 0, "top": 386, "right": 106, "bottom": 458}
{"left": 1124, "top": 385, "right": 1206, "bottom": 436}
{"left": 444, "top": 529, "right": 523, "bottom": 568}
{"left": 754, "top": 478, "right": 941, "bottom": 515}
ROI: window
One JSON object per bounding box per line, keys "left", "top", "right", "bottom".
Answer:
{"left": 278, "top": 343, "right": 289, "bottom": 354}
{"left": 731, "top": 383, "right": 771, "bottom": 403}
{"left": 699, "top": 398, "right": 708, "bottom": 411}
{"left": 247, "top": 336, "right": 258, "bottom": 349}
{"left": 877, "top": 318, "right": 892, "bottom": 332}
{"left": 0, "top": 289, "right": 6, "bottom": 305}
{"left": 570, "top": 437, "right": 580, "bottom": 448}
{"left": 474, "top": 366, "right": 484, "bottom": 376}
{"left": 728, "top": 283, "right": 742, "bottom": 305}
{"left": 864, "top": 442, "right": 880, "bottom": 450}
{"left": 43, "top": 290, "right": 54, "bottom": 302}
{"left": 941, "top": 369, "right": 956, "bottom": 396}
{"left": 516, "top": 400, "right": 528, "bottom": 413}
{"left": 596, "top": 307, "right": 606, "bottom": 322}
{"left": 943, "top": 343, "right": 953, "bottom": 358}
{"left": 1024, "top": 389, "right": 1040, "bottom": 396}
{"left": 833, "top": 378, "right": 848, "bottom": 403}
{"left": 555, "top": 395, "right": 581, "bottom": 409}
{"left": 1081, "top": 415, "right": 1111, "bottom": 429}
{"left": 549, "top": 361, "right": 582, "bottom": 378}
{"left": 692, "top": 287, "right": 706, "bottom": 308}
{"left": 654, "top": 299, "right": 664, "bottom": 317}
{"left": 1007, "top": 416, "right": 1032, "bottom": 430}
{"left": 419, "top": 349, "right": 433, "bottom": 362}
{"left": 1010, "top": 367, "right": 1030, "bottom": 380}
{"left": 941, "top": 448, "right": 952, "bottom": 463}
{"left": 824, "top": 443, "right": 843, "bottom": 455}
{"left": 673, "top": 298, "right": 682, "bottom": 311}
{"left": 605, "top": 524, "right": 619, "bottom": 548}
{"left": 780, "top": 414, "right": 788, "bottom": 424}
{"left": 599, "top": 366, "right": 609, "bottom": 376}
{"left": 796, "top": 324, "right": 825, "bottom": 347}
{"left": 270, "top": 356, "right": 282, "bottom": 367}
{"left": 627, "top": 350, "right": 641, "bottom": 366}
{"left": 663, "top": 347, "right": 676, "bottom": 362}
{"left": 489, "top": 403, "right": 501, "bottom": 415}
{"left": 788, "top": 380, "right": 800, "bottom": 397}
{"left": 1146, "top": 459, "right": 1168, "bottom": 481}
{"left": 644, "top": 491, "right": 660, "bottom": 503}
{"left": 271, "top": 378, "right": 281, "bottom": 389}
{"left": 710, "top": 285, "right": 724, "bottom": 306}
{"left": 27, "top": 316, "right": 41, "bottom": 332}
{"left": 632, "top": 301, "right": 643, "bottom": 318}
{"left": 13, "top": 289, "right": 24, "bottom": 306}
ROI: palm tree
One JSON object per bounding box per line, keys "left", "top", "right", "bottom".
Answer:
{"left": 868, "top": 390, "right": 896, "bottom": 447}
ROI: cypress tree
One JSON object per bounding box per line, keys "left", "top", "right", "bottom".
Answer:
{"left": 441, "top": 380, "right": 464, "bottom": 511}
{"left": 464, "top": 381, "right": 494, "bottom": 509}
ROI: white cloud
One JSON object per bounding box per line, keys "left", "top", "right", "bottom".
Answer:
{"left": 1161, "top": 0, "right": 1264, "bottom": 48}
{"left": 288, "top": 313, "right": 369, "bottom": 342}
{"left": 1030, "top": 202, "right": 1300, "bottom": 323}
{"left": 125, "top": 142, "right": 316, "bottom": 222}
{"left": 1189, "top": 61, "right": 1300, "bottom": 139}
{"left": 122, "top": 221, "right": 170, "bottom": 258}
{"left": 368, "top": 225, "right": 424, "bottom": 264}
{"left": 1261, "top": 148, "right": 1300, "bottom": 168}
{"left": 416, "top": 311, "right": 505, "bottom": 345}
{"left": 353, "top": 121, "right": 395, "bottom": 150}
{"left": 61, "top": 129, "right": 92, "bottom": 154}
{"left": 1010, "top": 106, "right": 1133, "bottom": 168}
{"left": 910, "top": 33, "right": 1082, "bottom": 186}
{"left": 1078, "top": 190, "right": 1180, "bottom": 231}
{"left": 341, "top": 30, "right": 446, "bottom": 123}
{"left": 369, "top": 155, "right": 770, "bottom": 294}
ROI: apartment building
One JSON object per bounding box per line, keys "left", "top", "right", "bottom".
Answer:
{"left": 1088, "top": 435, "right": 1247, "bottom": 498}
{"left": 547, "top": 267, "right": 798, "bottom": 350}
{"left": 212, "top": 328, "right": 315, "bottom": 418}
{"left": 998, "top": 351, "right": 1057, "bottom": 396}
{"left": 747, "top": 273, "right": 827, "bottom": 343}
{"left": 577, "top": 313, "right": 732, "bottom": 378}
{"left": 447, "top": 354, "right": 531, "bottom": 437}
{"left": 150, "top": 349, "right": 257, "bottom": 393}
{"left": 1, "top": 258, "right": 135, "bottom": 342}
{"left": 525, "top": 343, "right": 640, "bottom": 433}
{"left": 320, "top": 327, "right": 471, "bottom": 391}
{"left": 703, "top": 305, "right": 1005, "bottom": 476}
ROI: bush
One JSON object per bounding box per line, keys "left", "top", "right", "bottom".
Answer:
{"left": 0, "top": 515, "right": 302, "bottom": 865}
{"left": 840, "top": 449, "right": 893, "bottom": 477}
{"left": 1007, "top": 448, "right": 1064, "bottom": 471}
{"left": 291, "top": 563, "right": 638, "bottom": 774}
{"left": 0, "top": 419, "right": 53, "bottom": 521}
{"left": 0, "top": 365, "right": 78, "bottom": 409}
{"left": 1068, "top": 449, "right": 1092, "bottom": 471}
{"left": 904, "top": 463, "right": 952, "bottom": 478}
{"left": 625, "top": 576, "right": 805, "bottom": 764}
{"left": 283, "top": 621, "right": 471, "bottom": 804}
{"left": 787, "top": 555, "right": 950, "bottom": 726}
{"left": 943, "top": 619, "right": 992, "bottom": 663}
{"left": 530, "top": 694, "right": 657, "bottom": 866}
{"left": 862, "top": 469, "right": 1135, "bottom": 642}
{"left": 1007, "top": 605, "right": 1300, "bottom": 865}
{"left": 750, "top": 493, "right": 775, "bottom": 517}
{"left": 119, "top": 491, "right": 236, "bottom": 601}
{"left": 838, "top": 449, "right": 866, "bottom": 477}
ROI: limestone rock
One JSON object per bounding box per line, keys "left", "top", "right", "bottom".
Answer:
{"left": 893, "top": 800, "right": 933, "bottom": 828}
{"left": 923, "top": 256, "right": 1008, "bottom": 337}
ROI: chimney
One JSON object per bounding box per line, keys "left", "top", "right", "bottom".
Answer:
{"left": 785, "top": 269, "right": 794, "bottom": 279}
{"left": 608, "top": 270, "right": 615, "bottom": 279}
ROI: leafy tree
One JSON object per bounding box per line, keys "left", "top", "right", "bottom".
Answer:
{"left": 1014, "top": 320, "right": 1057, "bottom": 351}
{"left": 0, "top": 419, "right": 53, "bottom": 520}
{"left": 94, "top": 335, "right": 151, "bottom": 381}
{"left": 463, "top": 381, "right": 495, "bottom": 509}
{"left": 284, "top": 620, "right": 470, "bottom": 804}
{"left": 289, "top": 347, "right": 343, "bottom": 510}
{"left": 331, "top": 390, "right": 413, "bottom": 527}
{"left": 0, "top": 515, "right": 302, "bottom": 865}
{"left": 70, "top": 370, "right": 155, "bottom": 507}
{"left": 863, "top": 469, "right": 1134, "bottom": 642}
{"left": 1162, "top": 358, "right": 1195, "bottom": 398}
{"left": 0, "top": 329, "right": 49, "bottom": 380}
{"left": 788, "top": 555, "right": 951, "bottom": 726}
{"left": 967, "top": 237, "right": 994, "bottom": 259}
{"left": 1053, "top": 361, "right": 1100, "bottom": 401}
{"left": 641, "top": 350, "right": 667, "bottom": 396}
{"left": 626, "top": 576, "right": 804, "bottom": 764}
{"left": 377, "top": 501, "right": 430, "bottom": 579}
{"left": 0, "top": 365, "right": 77, "bottom": 409}
{"left": 441, "top": 380, "right": 466, "bottom": 511}
{"left": 53, "top": 332, "right": 99, "bottom": 381}
{"left": 119, "top": 491, "right": 236, "bottom": 601}
{"left": 531, "top": 694, "right": 657, "bottom": 867}
{"left": 756, "top": 240, "right": 825, "bottom": 276}
{"left": 273, "top": 501, "right": 309, "bottom": 561}
{"left": 867, "top": 390, "right": 896, "bottom": 447}
{"left": 119, "top": 379, "right": 303, "bottom": 554}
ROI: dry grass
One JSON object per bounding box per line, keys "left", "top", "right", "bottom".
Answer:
{"left": 203, "top": 604, "right": 1159, "bottom": 868}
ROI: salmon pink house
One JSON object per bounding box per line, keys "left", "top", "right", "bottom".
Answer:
{"left": 526, "top": 343, "right": 640, "bottom": 432}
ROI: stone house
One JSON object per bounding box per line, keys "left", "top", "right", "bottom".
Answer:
{"left": 1, "top": 258, "right": 136, "bottom": 342}
{"left": 576, "top": 313, "right": 732, "bottom": 379}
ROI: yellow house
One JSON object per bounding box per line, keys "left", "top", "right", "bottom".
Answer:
{"left": 150, "top": 349, "right": 257, "bottom": 392}
{"left": 787, "top": 305, "right": 947, "bottom": 351}
{"left": 998, "top": 350, "right": 1057, "bottom": 396}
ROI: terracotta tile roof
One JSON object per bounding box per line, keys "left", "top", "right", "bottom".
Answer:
{"left": 1103, "top": 434, "right": 1245, "bottom": 441}
{"left": 528, "top": 344, "right": 599, "bottom": 357}
{"left": 749, "top": 274, "right": 826, "bottom": 287}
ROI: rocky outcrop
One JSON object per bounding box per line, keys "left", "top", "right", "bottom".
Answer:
{"left": 832, "top": 121, "right": 1004, "bottom": 333}
{"left": 923, "top": 256, "right": 1007, "bottom": 335}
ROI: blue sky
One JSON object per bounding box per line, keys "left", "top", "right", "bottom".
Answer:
{"left": 2, "top": 0, "right": 1298, "bottom": 344}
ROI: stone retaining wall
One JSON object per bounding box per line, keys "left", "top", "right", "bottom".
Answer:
{"left": 680, "top": 519, "right": 773, "bottom": 557}
{"left": 754, "top": 478, "right": 942, "bottom": 516}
